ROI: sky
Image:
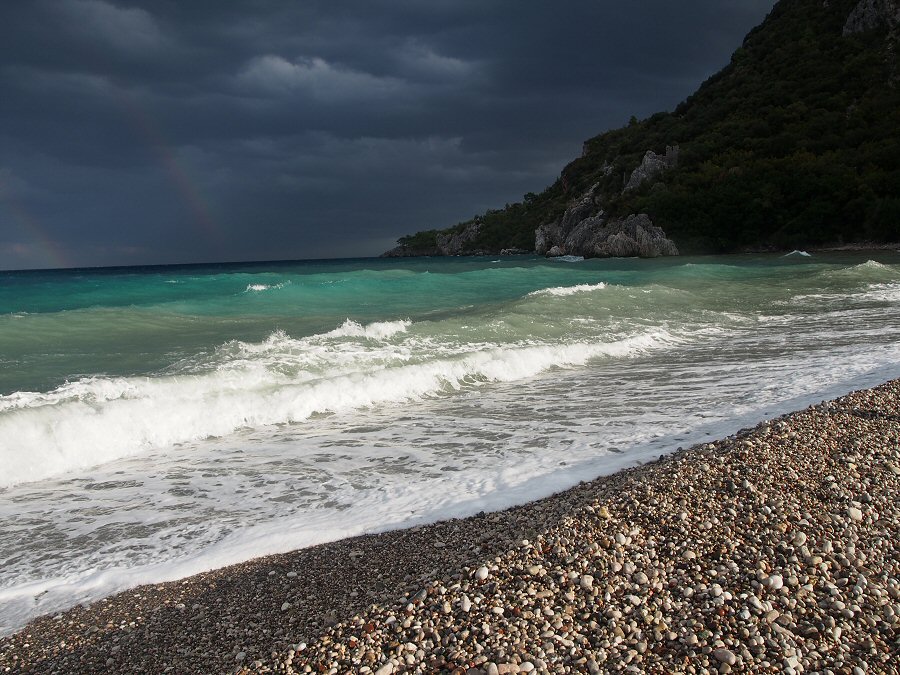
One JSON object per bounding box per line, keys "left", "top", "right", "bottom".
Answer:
{"left": 0, "top": 0, "right": 777, "bottom": 270}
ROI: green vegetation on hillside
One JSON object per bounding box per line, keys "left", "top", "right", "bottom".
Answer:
{"left": 392, "top": 0, "right": 900, "bottom": 254}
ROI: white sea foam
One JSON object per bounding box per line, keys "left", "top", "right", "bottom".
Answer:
{"left": 549, "top": 255, "right": 584, "bottom": 263}
{"left": 529, "top": 282, "right": 607, "bottom": 297}
{"left": 859, "top": 282, "right": 900, "bottom": 303}
{"left": 0, "top": 414, "right": 677, "bottom": 635}
{"left": 244, "top": 281, "right": 290, "bottom": 292}
{"left": 788, "top": 280, "right": 900, "bottom": 306}
{"left": 859, "top": 259, "right": 886, "bottom": 269}
{"left": 783, "top": 250, "right": 811, "bottom": 257}
{"left": 322, "top": 318, "right": 411, "bottom": 340}
{"left": 0, "top": 325, "right": 675, "bottom": 488}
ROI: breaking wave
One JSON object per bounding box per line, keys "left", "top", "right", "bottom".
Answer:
{"left": 244, "top": 281, "right": 291, "bottom": 292}
{"left": 528, "top": 283, "right": 607, "bottom": 297}
{"left": 322, "top": 318, "right": 411, "bottom": 340}
{"left": 0, "top": 322, "right": 679, "bottom": 488}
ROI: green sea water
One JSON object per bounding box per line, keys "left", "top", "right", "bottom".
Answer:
{"left": 3, "top": 252, "right": 897, "bottom": 395}
{"left": 1, "top": 251, "right": 899, "bottom": 634}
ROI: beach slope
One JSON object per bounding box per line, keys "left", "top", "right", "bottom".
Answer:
{"left": 2, "top": 379, "right": 899, "bottom": 673}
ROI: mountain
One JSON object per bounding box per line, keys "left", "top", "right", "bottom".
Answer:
{"left": 383, "top": 0, "right": 900, "bottom": 258}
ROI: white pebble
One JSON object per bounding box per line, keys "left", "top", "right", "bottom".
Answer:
{"left": 763, "top": 574, "right": 784, "bottom": 591}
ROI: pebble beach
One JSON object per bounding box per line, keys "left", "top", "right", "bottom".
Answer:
{"left": 2, "top": 378, "right": 899, "bottom": 674}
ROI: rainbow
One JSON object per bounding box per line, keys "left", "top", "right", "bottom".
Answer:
{"left": 1, "top": 80, "right": 224, "bottom": 270}
{"left": 117, "top": 91, "right": 223, "bottom": 245}
{"left": 0, "top": 180, "right": 72, "bottom": 270}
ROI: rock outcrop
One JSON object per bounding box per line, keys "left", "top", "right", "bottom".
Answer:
{"left": 535, "top": 144, "right": 681, "bottom": 259}
{"left": 534, "top": 183, "right": 678, "bottom": 259}
{"left": 435, "top": 223, "right": 482, "bottom": 255}
{"left": 843, "top": 0, "right": 900, "bottom": 35}
{"left": 381, "top": 221, "right": 491, "bottom": 257}
{"left": 623, "top": 145, "right": 679, "bottom": 191}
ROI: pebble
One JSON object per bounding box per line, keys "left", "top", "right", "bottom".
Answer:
{"left": 713, "top": 648, "right": 737, "bottom": 665}
{"left": 762, "top": 574, "right": 784, "bottom": 591}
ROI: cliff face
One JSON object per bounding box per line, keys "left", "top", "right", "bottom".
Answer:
{"left": 381, "top": 222, "right": 491, "bottom": 257}
{"left": 385, "top": 0, "right": 900, "bottom": 257}
{"left": 843, "top": 0, "right": 900, "bottom": 35}
{"left": 537, "top": 208, "right": 678, "bottom": 259}
{"left": 532, "top": 145, "right": 680, "bottom": 259}
{"left": 535, "top": 164, "right": 679, "bottom": 259}
{"left": 624, "top": 146, "right": 680, "bottom": 192}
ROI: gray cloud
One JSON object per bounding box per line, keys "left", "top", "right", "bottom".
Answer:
{"left": 53, "top": 0, "right": 169, "bottom": 55}
{"left": 0, "top": 0, "right": 776, "bottom": 269}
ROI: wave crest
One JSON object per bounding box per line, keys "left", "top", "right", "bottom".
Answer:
{"left": 528, "top": 283, "right": 607, "bottom": 297}
{"left": 0, "top": 327, "right": 677, "bottom": 488}
{"left": 244, "top": 281, "right": 291, "bottom": 293}
{"left": 323, "top": 318, "right": 411, "bottom": 340}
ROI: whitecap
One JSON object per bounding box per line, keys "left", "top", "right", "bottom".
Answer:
{"left": 0, "top": 326, "right": 676, "bottom": 489}
{"left": 244, "top": 281, "right": 291, "bottom": 293}
{"left": 528, "top": 282, "right": 607, "bottom": 297}
{"left": 322, "top": 318, "right": 412, "bottom": 340}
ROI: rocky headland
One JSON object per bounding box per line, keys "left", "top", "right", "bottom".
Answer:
{"left": 382, "top": 148, "right": 682, "bottom": 260}
{"left": 383, "top": 0, "right": 900, "bottom": 259}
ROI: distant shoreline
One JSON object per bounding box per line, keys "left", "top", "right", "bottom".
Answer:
{"left": 743, "top": 242, "right": 900, "bottom": 254}
{"left": 383, "top": 243, "right": 900, "bottom": 259}
{"left": 807, "top": 242, "right": 900, "bottom": 252}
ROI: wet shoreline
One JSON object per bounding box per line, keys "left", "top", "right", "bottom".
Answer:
{"left": 2, "top": 379, "right": 899, "bottom": 673}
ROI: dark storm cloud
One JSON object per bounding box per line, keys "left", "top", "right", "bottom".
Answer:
{"left": 0, "top": 0, "right": 776, "bottom": 269}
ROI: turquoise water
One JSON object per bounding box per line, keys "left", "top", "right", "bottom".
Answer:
{"left": 2, "top": 256, "right": 699, "bottom": 394}
{"left": 1, "top": 251, "right": 899, "bottom": 633}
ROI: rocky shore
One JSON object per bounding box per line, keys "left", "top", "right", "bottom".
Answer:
{"left": 2, "top": 379, "right": 899, "bottom": 674}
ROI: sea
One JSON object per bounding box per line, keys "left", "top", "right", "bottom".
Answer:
{"left": 1, "top": 251, "right": 899, "bottom": 634}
